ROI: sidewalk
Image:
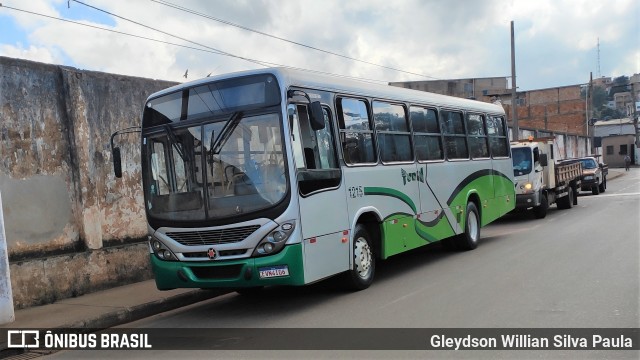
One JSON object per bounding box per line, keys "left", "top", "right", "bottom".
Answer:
{"left": 0, "top": 280, "right": 229, "bottom": 352}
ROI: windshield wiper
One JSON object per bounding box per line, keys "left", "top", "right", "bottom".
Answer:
{"left": 211, "top": 111, "right": 243, "bottom": 155}
{"left": 163, "top": 124, "right": 186, "bottom": 161}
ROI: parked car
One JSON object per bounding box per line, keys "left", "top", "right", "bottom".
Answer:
{"left": 559, "top": 156, "right": 608, "bottom": 195}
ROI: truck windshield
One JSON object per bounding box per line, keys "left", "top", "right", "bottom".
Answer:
{"left": 579, "top": 158, "right": 597, "bottom": 169}
{"left": 512, "top": 147, "right": 532, "bottom": 176}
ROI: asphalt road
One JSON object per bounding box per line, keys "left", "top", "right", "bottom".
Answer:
{"left": 47, "top": 168, "right": 640, "bottom": 359}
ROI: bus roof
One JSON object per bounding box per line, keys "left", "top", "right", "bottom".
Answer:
{"left": 148, "top": 67, "right": 505, "bottom": 114}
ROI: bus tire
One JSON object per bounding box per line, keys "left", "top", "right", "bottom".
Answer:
{"left": 342, "top": 224, "right": 375, "bottom": 290}
{"left": 454, "top": 202, "right": 480, "bottom": 251}
{"left": 533, "top": 193, "right": 548, "bottom": 219}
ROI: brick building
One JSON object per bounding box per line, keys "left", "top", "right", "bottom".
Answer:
{"left": 389, "top": 77, "right": 509, "bottom": 103}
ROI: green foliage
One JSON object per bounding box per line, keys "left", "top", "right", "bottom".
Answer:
{"left": 609, "top": 76, "right": 630, "bottom": 100}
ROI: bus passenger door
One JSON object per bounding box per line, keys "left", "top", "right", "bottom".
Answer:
{"left": 288, "top": 104, "right": 350, "bottom": 283}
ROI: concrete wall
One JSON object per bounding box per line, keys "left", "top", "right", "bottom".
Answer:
{"left": 0, "top": 57, "right": 177, "bottom": 308}
{"left": 0, "top": 192, "right": 14, "bottom": 324}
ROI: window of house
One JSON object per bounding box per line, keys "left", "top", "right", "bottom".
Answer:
{"left": 606, "top": 145, "right": 614, "bottom": 155}
{"left": 620, "top": 144, "right": 628, "bottom": 155}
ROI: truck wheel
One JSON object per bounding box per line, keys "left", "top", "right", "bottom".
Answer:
{"left": 342, "top": 224, "right": 375, "bottom": 290}
{"left": 454, "top": 202, "right": 480, "bottom": 251}
{"left": 533, "top": 193, "right": 548, "bottom": 219}
{"left": 599, "top": 177, "right": 606, "bottom": 193}
{"left": 592, "top": 182, "right": 600, "bottom": 195}
{"left": 557, "top": 187, "right": 574, "bottom": 210}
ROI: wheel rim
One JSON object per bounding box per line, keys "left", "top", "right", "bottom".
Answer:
{"left": 468, "top": 210, "right": 479, "bottom": 243}
{"left": 354, "top": 237, "right": 372, "bottom": 280}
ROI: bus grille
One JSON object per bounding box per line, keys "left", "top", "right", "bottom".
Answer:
{"left": 190, "top": 264, "right": 244, "bottom": 279}
{"left": 166, "top": 225, "right": 260, "bottom": 246}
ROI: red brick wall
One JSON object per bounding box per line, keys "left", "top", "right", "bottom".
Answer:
{"left": 502, "top": 85, "right": 587, "bottom": 136}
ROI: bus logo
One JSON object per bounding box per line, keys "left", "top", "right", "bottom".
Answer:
{"left": 207, "top": 248, "right": 216, "bottom": 259}
{"left": 401, "top": 167, "right": 425, "bottom": 185}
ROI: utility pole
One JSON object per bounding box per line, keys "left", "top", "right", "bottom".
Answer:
{"left": 632, "top": 81, "right": 639, "bottom": 165}
{"left": 510, "top": 21, "right": 519, "bottom": 139}
{"left": 589, "top": 72, "right": 593, "bottom": 153}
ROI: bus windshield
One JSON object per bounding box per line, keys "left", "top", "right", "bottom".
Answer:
{"left": 512, "top": 147, "right": 532, "bottom": 176}
{"left": 140, "top": 74, "right": 286, "bottom": 223}
{"left": 143, "top": 113, "right": 287, "bottom": 222}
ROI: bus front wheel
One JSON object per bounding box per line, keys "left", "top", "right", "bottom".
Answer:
{"left": 454, "top": 202, "right": 480, "bottom": 251}
{"left": 342, "top": 224, "right": 375, "bottom": 291}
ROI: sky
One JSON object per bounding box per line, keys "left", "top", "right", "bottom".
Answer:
{"left": 0, "top": 0, "right": 639, "bottom": 91}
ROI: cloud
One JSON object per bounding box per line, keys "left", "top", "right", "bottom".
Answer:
{"left": 1, "top": 0, "right": 638, "bottom": 89}
{"left": 0, "top": 43, "right": 59, "bottom": 64}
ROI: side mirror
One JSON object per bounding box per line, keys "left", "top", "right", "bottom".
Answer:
{"left": 539, "top": 153, "right": 548, "bottom": 167}
{"left": 309, "top": 101, "right": 325, "bottom": 131}
{"left": 113, "top": 147, "right": 122, "bottom": 178}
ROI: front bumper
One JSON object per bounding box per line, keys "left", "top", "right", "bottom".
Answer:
{"left": 580, "top": 178, "right": 598, "bottom": 190}
{"left": 151, "top": 243, "right": 305, "bottom": 290}
{"left": 515, "top": 192, "right": 540, "bottom": 209}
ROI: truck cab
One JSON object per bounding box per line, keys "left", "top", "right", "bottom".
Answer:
{"left": 511, "top": 138, "right": 581, "bottom": 219}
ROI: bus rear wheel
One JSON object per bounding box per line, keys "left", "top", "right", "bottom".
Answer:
{"left": 342, "top": 224, "right": 375, "bottom": 291}
{"left": 454, "top": 202, "right": 480, "bottom": 251}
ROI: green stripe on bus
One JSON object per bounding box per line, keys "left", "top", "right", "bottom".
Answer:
{"left": 364, "top": 187, "right": 417, "bottom": 214}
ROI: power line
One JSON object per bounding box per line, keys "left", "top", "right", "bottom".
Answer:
{"left": 150, "top": 0, "right": 441, "bottom": 80}
{"left": 0, "top": 5, "right": 227, "bottom": 57}
{"left": 0, "top": 3, "right": 391, "bottom": 84}
{"left": 68, "top": 0, "right": 391, "bottom": 83}
{"left": 70, "top": 0, "right": 269, "bottom": 69}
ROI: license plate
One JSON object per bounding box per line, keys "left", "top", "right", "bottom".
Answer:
{"left": 258, "top": 265, "right": 289, "bottom": 278}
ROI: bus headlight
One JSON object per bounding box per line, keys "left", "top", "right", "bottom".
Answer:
{"left": 149, "top": 236, "right": 177, "bottom": 261}
{"left": 252, "top": 221, "right": 296, "bottom": 257}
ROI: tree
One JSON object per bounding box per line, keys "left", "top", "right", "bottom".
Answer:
{"left": 592, "top": 86, "right": 608, "bottom": 110}
{"left": 608, "top": 76, "right": 630, "bottom": 99}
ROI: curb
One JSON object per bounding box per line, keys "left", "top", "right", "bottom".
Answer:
{"left": 65, "top": 289, "right": 231, "bottom": 329}
{"left": 0, "top": 289, "right": 230, "bottom": 356}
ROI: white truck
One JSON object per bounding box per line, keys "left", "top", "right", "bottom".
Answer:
{"left": 511, "top": 137, "right": 582, "bottom": 219}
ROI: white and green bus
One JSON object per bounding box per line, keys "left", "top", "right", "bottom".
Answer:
{"left": 112, "top": 67, "right": 515, "bottom": 291}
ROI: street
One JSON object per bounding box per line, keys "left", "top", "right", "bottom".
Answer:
{"left": 47, "top": 169, "right": 639, "bottom": 359}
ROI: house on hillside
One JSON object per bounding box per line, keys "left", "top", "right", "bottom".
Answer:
{"left": 593, "top": 118, "right": 637, "bottom": 167}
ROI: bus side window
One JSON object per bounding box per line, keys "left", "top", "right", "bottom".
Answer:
{"left": 337, "top": 98, "right": 376, "bottom": 165}
{"left": 466, "top": 113, "right": 489, "bottom": 159}
{"left": 373, "top": 101, "right": 412, "bottom": 163}
{"left": 441, "top": 110, "right": 468, "bottom": 159}
{"left": 487, "top": 115, "right": 509, "bottom": 158}
{"left": 410, "top": 106, "right": 443, "bottom": 161}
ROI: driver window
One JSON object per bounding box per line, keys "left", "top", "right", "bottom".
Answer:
{"left": 290, "top": 104, "right": 338, "bottom": 170}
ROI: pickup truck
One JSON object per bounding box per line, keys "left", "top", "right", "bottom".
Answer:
{"left": 559, "top": 156, "right": 608, "bottom": 195}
